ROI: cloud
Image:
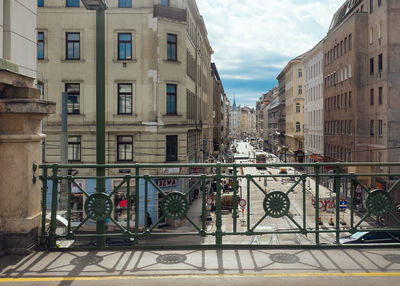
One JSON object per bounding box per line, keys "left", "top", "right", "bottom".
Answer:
{"left": 197, "top": 0, "right": 344, "bottom": 106}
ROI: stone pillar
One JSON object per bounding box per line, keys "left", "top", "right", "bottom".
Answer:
{"left": 0, "top": 70, "right": 55, "bottom": 255}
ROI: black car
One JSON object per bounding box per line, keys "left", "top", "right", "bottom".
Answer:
{"left": 339, "top": 231, "right": 400, "bottom": 244}
{"left": 90, "top": 237, "right": 135, "bottom": 247}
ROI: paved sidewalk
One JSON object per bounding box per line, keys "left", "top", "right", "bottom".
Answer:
{"left": 1, "top": 248, "right": 400, "bottom": 285}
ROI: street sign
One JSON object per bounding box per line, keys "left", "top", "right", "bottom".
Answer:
{"left": 239, "top": 199, "right": 247, "bottom": 207}
{"left": 206, "top": 197, "right": 214, "bottom": 205}
{"left": 339, "top": 200, "right": 348, "bottom": 210}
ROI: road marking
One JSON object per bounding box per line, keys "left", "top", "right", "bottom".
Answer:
{"left": 2, "top": 272, "right": 400, "bottom": 282}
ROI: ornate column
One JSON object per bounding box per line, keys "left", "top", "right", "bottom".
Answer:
{"left": 0, "top": 70, "right": 55, "bottom": 254}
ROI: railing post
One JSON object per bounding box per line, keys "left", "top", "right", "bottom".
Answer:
{"left": 233, "top": 166, "right": 238, "bottom": 233}
{"left": 314, "top": 163, "right": 320, "bottom": 245}
{"left": 134, "top": 166, "right": 140, "bottom": 244}
{"left": 334, "top": 167, "right": 341, "bottom": 244}
{"left": 49, "top": 165, "right": 59, "bottom": 249}
{"left": 40, "top": 167, "right": 48, "bottom": 239}
{"left": 215, "top": 163, "right": 222, "bottom": 246}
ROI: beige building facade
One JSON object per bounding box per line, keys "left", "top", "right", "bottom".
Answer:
{"left": 283, "top": 55, "right": 307, "bottom": 162}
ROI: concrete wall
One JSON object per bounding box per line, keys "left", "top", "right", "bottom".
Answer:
{"left": 1, "top": 0, "right": 37, "bottom": 78}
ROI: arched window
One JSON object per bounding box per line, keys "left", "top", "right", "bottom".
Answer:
{"left": 296, "top": 103, "right": 300, "bottom": 113}
{"left": 296, "top": 122, "right": 300, "bottom": 132}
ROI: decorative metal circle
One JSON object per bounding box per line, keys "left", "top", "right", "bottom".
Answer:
{"left": 263, "top": 191, "right": 290, "bottom": 218}
{"left": 84, "top": 193, "right": 113, "bottom": 221}
{"left": 161, "top": 192, "right": 189, "bottom": 220}
{"left": 366, "top": 189, "right": 392, "bottom": 216}
{"left": 156, "top": 254, "right": 187, "bottom": 264}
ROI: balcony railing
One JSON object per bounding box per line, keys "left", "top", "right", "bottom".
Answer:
{"left": 38, "top": 162, "right": 400, "bottom": 250}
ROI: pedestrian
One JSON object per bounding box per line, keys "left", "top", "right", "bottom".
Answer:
{"left": 147, "top": 212, "right": 152, "bottom": 228}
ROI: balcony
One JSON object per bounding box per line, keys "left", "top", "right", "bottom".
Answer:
{"left": 153, "top": 5, "right": 187, "bottom": 22}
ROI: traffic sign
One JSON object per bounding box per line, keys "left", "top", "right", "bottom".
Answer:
{"left": 318, "top": 200, "right": 326, "bottom": 210}
{"left": 239, "top": 199, "right": 247, "bottom": 207}
{"left": 339, "top": 200, "right": 348, "bottom": 210}
{"left": 206, "top": 197, "right": 214, "bottom": 205}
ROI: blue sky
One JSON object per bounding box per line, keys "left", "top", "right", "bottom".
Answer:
{"left": 197, "top": 0, "right": 344, "bottom": 107}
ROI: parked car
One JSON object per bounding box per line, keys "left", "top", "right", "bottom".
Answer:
{"left": 90, "top": 237, "right": 135, "bottom": 247}
{"left": 339, "top": 231, "right": 400, "bottom": 244}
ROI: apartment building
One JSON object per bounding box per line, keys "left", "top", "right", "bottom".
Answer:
{"left": 229, "top": 99, "right": 241, "bottom": 138}
{"left": 37, "top": 0, "right": 213, "bottom": 227}
{"left": 282, "top": 54, "right": 307, "bottom": 163}
{"left": 324, "top": 0, "right": 400, "bottom": 224}
{"left": 304, "top": 41, "right": 324, "bottom": 163}
{"left": 211, "top": 62, "right": 226, "bottom": 160}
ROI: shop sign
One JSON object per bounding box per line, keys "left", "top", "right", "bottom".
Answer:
{"left": 190, "top": 168, "right": 204, "bottom": 174}
{"left": 158, "top": 178, "right": 177, "bottom": 188}
{"left": 162, "top": 168, "right": 181, "bottom": 174}
{"left": 119, "top": 169, "right": 131, "bottom": 174}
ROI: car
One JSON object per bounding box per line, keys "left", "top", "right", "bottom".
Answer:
{"left": 90, "top": 237, "right": 135, "bottom": 247}
{"left": 339, "top": 231, "right": 400, "bottom": 244}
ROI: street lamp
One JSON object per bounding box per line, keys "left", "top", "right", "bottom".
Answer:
{"left": 82, "top": 0, "right": 108, "bottom": 248}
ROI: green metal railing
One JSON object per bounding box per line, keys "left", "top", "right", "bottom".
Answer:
{"left": 38, "top": 162, "right": 400, "bottom": 249}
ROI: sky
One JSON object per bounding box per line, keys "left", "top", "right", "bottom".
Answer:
{"left": 196, "top": 0, "right": 345, "bottom": 107}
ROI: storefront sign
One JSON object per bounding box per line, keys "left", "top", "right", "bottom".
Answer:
{"left": 190, "top": 168, "right": 204, "bottom": 174}
{"left": 119, "top": 169, "right": 131, "bottom": 174}
{"left": 119, "top": 200, "right": 128, "bottom": 207}
{"left": 162, "top": 168, "right": 181, "bottom": 174}
{"left": 158, "top": 179, "right": 177, "bottom": 188}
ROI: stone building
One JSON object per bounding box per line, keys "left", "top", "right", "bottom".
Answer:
{"left": 304, "top": 41, "right": 324, "bottom": 163}
{"left": 324, "top": 0, "right": 400, "bottom": 224}
{"left": 37, "top": 0, "right": 213, "bottom": 226}
{"left": 229, "top": 98, "right": 241, "bottom": 138}
{"left": 282, "top": 54, "right": 307, "bottom": 163}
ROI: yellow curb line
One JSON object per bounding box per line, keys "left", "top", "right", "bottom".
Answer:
{"left": 1, "top": 272, "right": 400, "bottom": 282}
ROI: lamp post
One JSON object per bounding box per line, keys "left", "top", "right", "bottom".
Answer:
{"left": 82, "top": 0, "right": 108, "bottom": 248}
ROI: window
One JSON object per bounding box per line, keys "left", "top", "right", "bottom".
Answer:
{"left": 370, "top": 58, "right": 374, "bottom": 75}
{"left": 370, "top": 89, "right": 374, "bottom": 105}
{"left": 349, "top": 34, "right": 352, "bottom": 50}
{"left": 118, "top": 0, "right": 132, "bottom": 8}
{"left": 370, "top": 0, "right": 374, "bottom": 13}
{"left": 167, "top": 34, "right": 177, "bottom": 61}
{"left": 378, "top": 0, "right": 383, "bottom": 6}
{"left": 348, "top": 64, "right": 352, "bottom": 78}
{"left": 378, "top": 53, "right": 383, "bottom": 72}
{"left": 37, "top": 32, "right": 44, "bottom": 60}
{"left": 370, "top": 120, "right": 375, "bottom": 136}
{"left": 298, "top": 68, "right": 302, "bottom": 78}
{"left": 296, "top": 122, "right": 300, "bottom": 132}
{"left": 166, "top": 84, "right": 177, "bottom": 114}
{"left": 369, "top": 27, "right": 373, "bottom": 44}
{"left": 340, "top": 41, "right": 343, "bottom": 56}
{"left": 349, "top": 92, "right": 352, "bottom": 107}
{"left": 66, "top": 32, "right": 80, "bottom": 60}
{"left": 296, "top": 103, "right": 300, "bottom": 113}
{"left": 68, "top": 136, "right": 81, "bottom": 162}
{"left": 38, "top": 0, "right": 44, "bottom": 7}
{"left": 378, "top": 120, "right": 383, "bottom": 136}
{"left": 379, "top": 87, "right": 383, "bottom": 104}
{"left": 118, "top": 33, "right": 132, "bottom": 60}
{"left": 298, "top": 85, "right": 302, "bottom": 95}
{"left": 117, "top": 136, "right": 133, "bottom": 161}
{"left": 166, "top": 135, "right": 178, "bottom": 162}
{"left": 118, "top": 84, "right": 132, "bottom": 115}
{"left": 66, "top": 0, "right": 79, "bottom": 7}
{"left": 344, "top": 37, "right": 347, "bottom": 52}
{"left": 65, "top": 83, "right": 80, "bottom": 114}
{"left": 161, "top": 0, "right": 170, "bottom": 5}
{"left": 378, "top": 22, "right": 383, "bottom": 39}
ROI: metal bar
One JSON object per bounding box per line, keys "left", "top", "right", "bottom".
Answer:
{"left": 67, "top": 176, "right": 72, "bottom": 236}
{"left": 335, "top": 167, "right": 340, "bottom": 244}
{"left": 302, "top": 176, "right": 306, "bottom": 231}
{"left": 314, "top": 164, "right": 320, "bottom": 245}
{"left": 201, "top": 175, "right": 206, "bottom": 232}
{"left": 95, "top": 8, "right": 107, "bottom": 249}
{"left": 215, "top": 163, "right": 222, "bottom": 246}
{"left": 249, "top": 177, "right": 267, "bottom": 196}
{"left": 350, "top": 175, "right": 355, "bottom": 228}
{"left": 285, "top": 177, "right": 302, "bottom": 195}
{"left": 388, "top": 178, "right": 400, "bottom": 194}
{"left": 147, "top": 176, "right": 166, "bottom": 197}
{"left": 72, "top": 217, "right": 89, "bottom": 235}
{"left": 126, "top": 175, "right": 131, "bottom": 232}
{"left": 184, "top": 214, "right": 201, "bottom": 232}
{"left": 49, "top": 166, "right": 59, "bottom": 249}
{"left": 108, "top": 177, "right": 127, "bottom": 198}
{"left": 135, "top": 167, "right": 139, "bottom": 244}
{"left": 353, "top": 211, "right": 371, "bottom": 229}
{"left": 389, "top": 212, "right": 400, "bottom": 226}
{"left": 250, "top": 213, "right": 268, "bottom": 232}
{"left": 109, "top": 216, "right": 127, "bottom": 234}
{"left": 233, "top": 167, "right": 238, "bottom": 233}
{"left": 286, "top": 213, "right": 303, "bottom": 230}
{"left": 145, "top": 176, "right": 148, "bottom": 230}
{"left": 70, "top": 178, "right": 90, "bottom": 197}
{"left": 40, "top": 167, "right": 48, "bottom": 238}
{"left": 247, "top": 174, "right": 251, "bottom": 232}
{"left": 147, "top": 215, "right": 165, "bottom": 233}
{"left": 184, "top": 177, "right": 202, "bottom": 196}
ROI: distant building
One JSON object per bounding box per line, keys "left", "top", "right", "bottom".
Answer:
{"left": 229, "top": 98, "right": 241, "bottom": 138}
{"left": 303, "top": 41, "right": 324, "bottom": 163}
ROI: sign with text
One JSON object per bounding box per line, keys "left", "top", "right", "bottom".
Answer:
{"left": 157, "top": 178, "right": 178, "bottom": 188}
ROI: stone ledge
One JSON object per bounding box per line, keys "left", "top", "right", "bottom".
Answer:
{"left": 0, "top": 98, "right": 55, "bottom": 114}
{"left": 0, "top": 70, "right": 33, "bottom": 87}
{"left": 0, "top": 134, "right": 46, "bottom": 143}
